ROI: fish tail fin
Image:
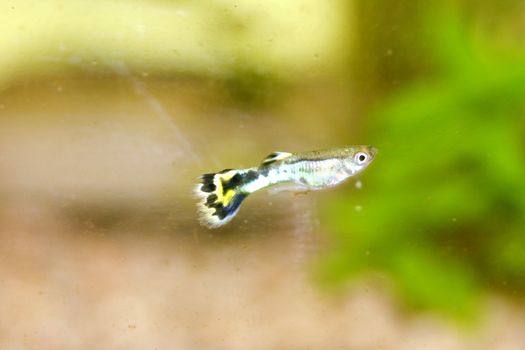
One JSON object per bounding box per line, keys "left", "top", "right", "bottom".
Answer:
{"left": 194, "top": 168, "right": 256, "bottom": 228}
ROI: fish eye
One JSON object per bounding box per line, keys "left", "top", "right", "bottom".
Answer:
{"left": 355, "top": 152, "right": 368, "bottom": 164}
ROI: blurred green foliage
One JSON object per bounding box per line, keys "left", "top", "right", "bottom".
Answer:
{"left": 224, "top": 65, "right": 287, "bottom": 107}
{"left": 321, "top": 3, "right": 525, "bottom": 321}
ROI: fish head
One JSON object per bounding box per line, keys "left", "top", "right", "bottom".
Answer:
{"left": 343, "top": 145, "right": 377, "bottom": 175}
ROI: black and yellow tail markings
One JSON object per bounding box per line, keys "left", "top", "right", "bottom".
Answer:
{"left": 199, "top": 173, "right": 216, "bottom": 193}
{"left": 195, "top": 168, "right": 259, "bottom": 228}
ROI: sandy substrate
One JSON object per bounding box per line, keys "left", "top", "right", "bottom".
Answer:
{"left": 1, "top": 200, "right": 524, "bottom": 350}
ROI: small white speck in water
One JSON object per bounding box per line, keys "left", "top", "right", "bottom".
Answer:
{"left": 355, "top": 180, "right": 363, "bottom": 189}
{"left": 355, "top": 205, "right": 362, "bottom": 212}
{"left": 452, "top": 217, "right": 457, "bottom": 222}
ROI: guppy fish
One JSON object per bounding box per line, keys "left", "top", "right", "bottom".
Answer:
{"left": 194, "top": 145, "right": 377, "bottom": 228}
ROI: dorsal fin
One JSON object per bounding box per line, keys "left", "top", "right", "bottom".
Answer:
{"left": 261, "top": 151, "right": 293, "bottom": 165}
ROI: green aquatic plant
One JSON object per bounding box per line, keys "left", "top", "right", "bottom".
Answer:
{"left": 321, "top": 4, "right": 525, "bottom": 321}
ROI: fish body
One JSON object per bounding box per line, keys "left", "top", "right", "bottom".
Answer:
{"left": 194, "top": 145, "right": 377, "bottom": 228}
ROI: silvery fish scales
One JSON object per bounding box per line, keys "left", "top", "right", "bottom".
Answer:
{"left": 194, "top": 145, "right": 377, "bottom": 228}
